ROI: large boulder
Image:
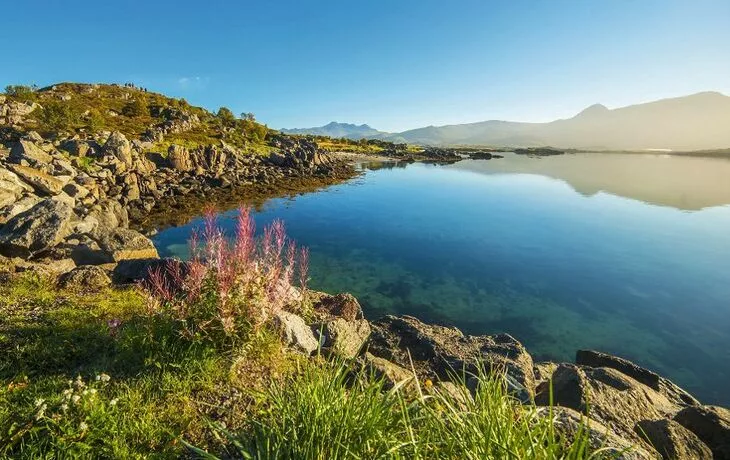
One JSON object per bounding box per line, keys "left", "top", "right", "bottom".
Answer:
{"left": 535, "top": 364, "right": 685, "bottom": 450}
{"left": 674, "top": 405, "right": 730, "bottom": 459}
{"left": 635, "top": 419, "right": 712, "bottom": 460}
{"left": 576, "top": 350, "right": 699, "bottom": 407}
{"left": 167, "top": 144, "right": 193, "bottom": 172}
{"left": 367, "top": 315, "right": 535, "bottom": 400}
{"left": 94, "top": 228, "right": 159, "bottom": 263}
{"left": 9, "top": 165, "right": 64, "bottom": 195}
{"left": 541, "top": 407, "right": 656, "bottom": 460}
{"left": 103, "top": 131, "right": 133, "bottom": 167}
{"left": 9, "top": 139, "right": 53, "bottom": 164}
{"left": 0, "top": 199, "right": 73, "bottom": 258}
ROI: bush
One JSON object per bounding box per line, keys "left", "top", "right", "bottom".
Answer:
{"left": 143, "top": 206, "right": 309, "bottom": 347}
{"left": 122, "top": 99, "right": 148, "bottom": 117}
{"left": 4, "top": 85, "right": 34, "bottom": 97}
{"left": 38, "top": 101, "right": 82, "bottom": 133}
{"left": 216, "top": 107, "right": 236, "bottom": 127}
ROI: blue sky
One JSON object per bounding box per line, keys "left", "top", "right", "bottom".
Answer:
{"left": 2, "top": 0, "right": 729, "bottom": 131}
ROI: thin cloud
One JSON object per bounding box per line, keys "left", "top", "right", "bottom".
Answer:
{"left": 177, "top": 76, "right": 209, "bottom": 90}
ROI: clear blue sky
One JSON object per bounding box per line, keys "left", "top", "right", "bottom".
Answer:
{"left": 2, "top": 0, "right": 729, "bottom": 132}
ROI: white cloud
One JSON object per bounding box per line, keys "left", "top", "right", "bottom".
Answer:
{"left": 176, "top": 76, "right": 209, "bottom": 89}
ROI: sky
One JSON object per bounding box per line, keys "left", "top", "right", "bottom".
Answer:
{"left": 2, "top": 0, "right": 729, "bottom": 132}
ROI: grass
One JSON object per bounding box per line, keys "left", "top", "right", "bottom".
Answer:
{"left": 199, "top": 362, "right": 605, "bottom": 460}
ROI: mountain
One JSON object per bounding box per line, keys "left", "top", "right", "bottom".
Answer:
{"left": 286, "top": 92, "right": 730, "bottom": 151}
{"left": 281, "top": 121, "right": 386, "bottom": 139}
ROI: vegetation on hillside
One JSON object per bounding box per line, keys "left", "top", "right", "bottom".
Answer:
{"left": 0, "top": 210, "right": 613, "bottom": 459}
{"left": 2, "top": 83, "right": 273, "bottom": 155}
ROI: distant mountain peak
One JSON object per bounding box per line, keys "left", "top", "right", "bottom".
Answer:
{"left": 574, "top": 103, "right": 610, "bottom": 118}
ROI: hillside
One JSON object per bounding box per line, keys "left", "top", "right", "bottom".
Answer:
{"left": 287, "top": 92, "right": 730, "bottom": 150}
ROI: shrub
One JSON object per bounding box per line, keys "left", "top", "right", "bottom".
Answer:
{"left": 121, "top": 98, "right": 148, "bottom": 117}
{"left": 38, "top": 101, "right": 82, "bottom": 133}
{"left": 216, "top": 107, "right": 236, "bottom": 127}
{"left": 143, "top": 206, "right": 309, "bottom": 347}
{"left": 4, "top": 84, "right": 34, "bottom": 97}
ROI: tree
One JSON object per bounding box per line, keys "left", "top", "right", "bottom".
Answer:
{"left": 38, "top": 101, "right": 81, "bottom": 132}
{"left": 122, "top": 98, "right": 148, "bottom": 117}
{"left": 4, "top": 84, "right": 35, "bottom": 102}
{"left": 217, "top": 107, "right": 236, "bottom": 127}
{"left": 240, "top": 112, "right": 256, "bottom": 121}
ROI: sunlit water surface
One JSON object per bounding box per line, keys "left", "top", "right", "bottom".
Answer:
{"left": 153, "top": 153, "right": 730, "bottom": 404}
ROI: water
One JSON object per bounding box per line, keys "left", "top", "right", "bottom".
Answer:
{"left": 153, "top": 153, "right": 730, "bottom": 404}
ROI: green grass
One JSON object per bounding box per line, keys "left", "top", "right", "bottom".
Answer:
{"left": 0, "top": 273, "right": 625, "bottom": 459}
{"left": 200, "top": 362, "right": 606, "bottom": 460}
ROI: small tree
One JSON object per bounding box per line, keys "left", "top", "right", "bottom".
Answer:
{"left": 217, "top": 107, "right": 236, "bottom": 127}
{"left": 122, "top": 98, "right": 148, "bottom": 117}
{"left": 38, "top": 101, "right": 81, "bottom": 132}
{"left": 240, "top": 112, "right": 256, "bottom": 121}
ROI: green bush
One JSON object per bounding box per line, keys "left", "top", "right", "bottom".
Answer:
{"left": 37, "top": 101, "right": 82, "bottom": 133}
{"left": 122, "top": 99, "right": 148, "bottom": 117}
{"left": 216, "top": 107, "right": 236, "bottom": 127}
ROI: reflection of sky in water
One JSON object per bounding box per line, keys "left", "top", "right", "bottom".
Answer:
{"left": 154, "top": 158, "right": 730, "bottom": 405}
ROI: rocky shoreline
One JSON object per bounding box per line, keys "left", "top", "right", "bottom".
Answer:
{"left": 1, "top": 94, "right": 354, "bottom": 280}
{"left": 294, "top": 294, "right": 729, "bottom": 459}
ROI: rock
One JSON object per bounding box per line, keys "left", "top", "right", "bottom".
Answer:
{"left": 367, "top": 315, "right": 535, "bottom": 399}
{"left": 58, "top": 265, "right": 112, "bottom": 290}
{"left": 0, "top": 195, "right": 41, "bottom": 225}
{"left": 94, "top": 228, "right": 159, "bottom": 262}
{"left": 51, "top": 192, "right": 76, "bottom": 208}
{"left": 541, "top": 407, "right": 656, "bottom": 460}
{"left": 273, "top": 311, "right": 319, "bottom": 355}
{"left": 313, "top": 292, "right": 364, "bottom": 322}
{"left": 13, "top": 257, "right": 76, "bottom": 276}
{"left": 675, "top": 405, "right": 730, "bottom": 459}
{"left": 0, "top": 168, "right": 32, "bottom": 195}
{"left": 62, "top": 182, "right": 90, "bottom": 200}
{"left": 9, "top": 164, "right": 64, "bottom": 195}
{"left": 9, "top": 140, "right": 53, "bottom": 165}
{"left": 635, "top": 419, "right": 713, "bottom": 460}
{"left": 315, "top": 317, "right": 371, "bottom": 358}
{"left": 535, "top": 364, "right": 685, "bottom": 449}
{"left": 576, "top": 350, "right": 699, "bottom": 407}
{"left": 358, "top": 352, "right": 414, "bottom": 389}
{"left": 52, "top": 158, "right": 77, "bottom": 176}
{"left": 103, "top": 131, "right": 133, "bottom": 166}
{"left": 88, "top": 199, "right": 128, "bottom": 229}
{"left": 0, "top": 199, "right": 73, "bottom": 258}
{"left": 167, "top": 144, "right": 193, "bottom": 171}
{"left": 534, "top": 361, "right": 558, "bottom": 383}
{"left": 60, "top": 139, "right": 93, "bottom": 157}
{"left": 111, "top": 257, "right": 176, "bottom": 284}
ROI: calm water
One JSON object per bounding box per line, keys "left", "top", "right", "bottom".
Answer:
{"left": 153, "top": 153, "right": 730, "bottom": 404}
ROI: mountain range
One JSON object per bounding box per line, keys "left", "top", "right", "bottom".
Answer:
{"left": 281, "top": 92, "right": 730, "bottom": 151}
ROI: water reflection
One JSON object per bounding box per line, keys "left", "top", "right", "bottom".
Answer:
{"left": 449, "top": 152, "right": 730, "bottom": 210}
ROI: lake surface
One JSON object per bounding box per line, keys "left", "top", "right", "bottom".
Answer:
{"left": 153, "top": 152, "right": 730, "bottom": 404}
